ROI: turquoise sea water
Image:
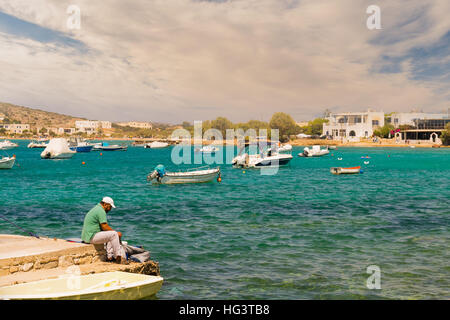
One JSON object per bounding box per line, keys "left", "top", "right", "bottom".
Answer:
{"left": 0, "top": 141, "right": 449, "bottom": 299}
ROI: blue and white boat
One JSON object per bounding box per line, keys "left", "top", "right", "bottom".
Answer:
{"left": 69, "top": 139, "right": 94, "bottom": 153}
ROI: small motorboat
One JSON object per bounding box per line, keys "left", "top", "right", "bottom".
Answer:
{"left": 69, "top": 139, "right": 94, "bottom": 153}
{"left": 277, "top": 143, "right": 292, "bottom": 153}
{"left": 194, "top": 145, "right": 219, "bottom": 153}
{"left": 147, "top": 165, "right": 221, "bottom": 184}
{"left": 0, "top": 140, "right": 19, "bottom": 150}
{"left": 0, "top": 271, "right": 164, "bottom": 300}
{"left": 232, "top": 142, "right": 293, "bottom": 168}
{"left": 328, "top": 145, "right": 337, "bottom": 150}
{"left": 0, "top": 155, "right": 15, "bottom": 169}
{"left": 267, "top": 143, "right": 292, "bottom": 154}
{"left": 27, "top": 140, "right": 49, "bottom": 148}
{"left": 95, "top": 142, "right": 128, "bottom": 151}
{"left": 298, "top": 145, "right": 329, "bottom": 157}
{"left": 330, "top": 166, "right": 362, "bottom": 175}
{"left": 144, "top": 141, "right": 169, "bottom": 149}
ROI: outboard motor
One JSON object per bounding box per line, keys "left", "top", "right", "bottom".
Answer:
{"left": 147, "top": 164, "right": 166, "bottom": 182}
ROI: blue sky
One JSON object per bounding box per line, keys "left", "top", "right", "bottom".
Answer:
{"left": 0, "top": 0, "right": 448, "bottom": 123}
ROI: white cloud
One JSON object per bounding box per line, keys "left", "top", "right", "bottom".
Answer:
{"left": 0, "top": 0, "right": 448, "bottom": 123}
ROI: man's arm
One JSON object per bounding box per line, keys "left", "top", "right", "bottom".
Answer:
{"left": 100, "top": 223, "right": 122, "bottom": 238}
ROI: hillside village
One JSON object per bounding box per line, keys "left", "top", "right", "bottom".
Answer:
{"left": 0, "top": 102, "right": 157, "bottom": 138}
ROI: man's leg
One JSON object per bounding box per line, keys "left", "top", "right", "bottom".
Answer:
{"left": 90, "top": 231, "right": 126, "bottom": 262}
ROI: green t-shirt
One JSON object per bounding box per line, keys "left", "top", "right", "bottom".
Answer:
{"left": 81, "top": 204, "right": 108, "bottom": 243}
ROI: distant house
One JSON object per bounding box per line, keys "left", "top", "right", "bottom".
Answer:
{"left": 322, "top": 109, "right": 384, "bottom": 140}
{"left": 116, "top": 121, "right": 153, "bottom": 129}
{"left": 75, "top": 120, "right": 112, "bottom": 134}
{"left": 0, "top": 123, "right": 30, "bottom": 134}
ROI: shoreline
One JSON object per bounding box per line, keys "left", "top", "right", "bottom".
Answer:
{"left": 2, "top": 137, "right": 448, "bottom": 148}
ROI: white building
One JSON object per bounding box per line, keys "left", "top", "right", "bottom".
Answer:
{"left": 116, "top": 121, "right": 152, "bottom": 129}
{"left": 389, "top": 112, "right": 448, "bottom": 128}
{"left": 75, "top": 120, "right": 112, "bottom": 134}
{"left": 0, "top": 123, "right": 30, "bottom": 134}
{"left": 323, "top": 110, "right": 385, "bottom": 140}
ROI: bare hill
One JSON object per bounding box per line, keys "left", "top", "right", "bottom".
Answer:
{"left": 0, "top": 102, "right": 85, "bottom": 128}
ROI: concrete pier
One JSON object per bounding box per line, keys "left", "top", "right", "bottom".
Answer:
{"left": 0, "top": 234, "right": 160, "bottom": 288}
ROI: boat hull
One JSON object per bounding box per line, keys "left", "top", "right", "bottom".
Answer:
{"left": 41, "top": 152, "right": 75, "bottom": 159}
{"left": 0, "top": 271, "right": 163, "bottom": 300}
{"left": 0, "top": 157, "right": 15, "bottom": 169}
{"left": 330, "top": 166, "right": 361, "bottom": 175}
{"left": 70, "top": 145, "right": 93, "bottom": 153}
{"left": 152, "top": 168, "right": 220, "bottom": 184}
{"left": 254, "top": 156, "right": 293, "bottom": 167}
{"left": 99, "top": 146, "right": 127, "bottom": 151}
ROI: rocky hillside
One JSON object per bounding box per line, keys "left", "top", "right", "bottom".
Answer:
{"left": 0, "top": 102, "right": 85, "bottom": 128}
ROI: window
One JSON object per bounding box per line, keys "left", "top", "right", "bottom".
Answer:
{"left": 349, "top": 130, "right": 356, "bottom": 137}
{"left": 372, "top": 120, "right": 379, "bottom": 126}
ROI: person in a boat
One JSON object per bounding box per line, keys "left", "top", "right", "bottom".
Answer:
{"left": 81, "top": 196, "right": 127, "bottom": 264}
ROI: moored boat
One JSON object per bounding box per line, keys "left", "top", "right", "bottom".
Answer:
{"left": 69, "top": 139, "right": 94, "bottom": 153}
{"left": 0, "top": 155, "right": 15, "bottom": 169}
{"left": 94, "top": 142, "right": 127, "bottom": 151}
{"left": 40, "top": 138, "right": 76, "bottom": 159}
{"left": 299, "top": 145, "right": 329, "bottom": 157}
{"left": 147, "top": 165, "right": 221, "bottom": 184}
{"left": 0, "top": 271, "right": 164, "bottom": 300}
{"left": 144, "top": 141, "right": 169, "bottom": 149}
{"left": 194, "top": 145, "right": 219, "bottom": 153}
{"left": 232, "top": 141, "right": 293, "bottom": 168}
{"left": 27, "top": 140, "right": 49, "bottom": 148}
{"left": 330, "top": 166, "right": 362, "bottom": 175}
{"left": 0, "top": 140, "right": 19, "bottom": 150}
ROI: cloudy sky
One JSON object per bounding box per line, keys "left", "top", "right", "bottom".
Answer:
{"left": 0, "top": 0, "right": 449, "bottom": 123}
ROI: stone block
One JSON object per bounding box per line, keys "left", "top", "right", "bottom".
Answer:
{"left": 20, "top": 262, "right": 34, "bottom": 272}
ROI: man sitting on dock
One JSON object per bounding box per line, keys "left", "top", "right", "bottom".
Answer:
{"left": 81, "top": 197, "right": 127, "bottom": 264}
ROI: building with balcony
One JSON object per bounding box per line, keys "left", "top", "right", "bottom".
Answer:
{"left": 388, "top": 112, "right": 448, "bottom": 128}
{"left": 322, "top": 110, "right": 384, "bottom": 140}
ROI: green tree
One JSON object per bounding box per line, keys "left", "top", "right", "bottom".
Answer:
{"left": 210, "top": 117, "right": 234, "bottom": 137}
{"left": 269, "top": 112, "right": 299, "bottom": 141}
{"left": 304, "top": 118, "right": 329, "bottom": 136}
{"left": 441, "top": 123, "right": 450, "bottom": 145}
{"left": 373, "top": 124, "right": 394, "bottom": 138}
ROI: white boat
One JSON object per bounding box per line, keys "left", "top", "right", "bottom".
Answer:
{"left": 194, "top": 145, "right": 219, "bottom": 153}
{"left": 0, "top": 155, "right": 15, "bottom": 169}
{"left": 93, "top": 142, "right": 127, "bottom": 151}
{"left": 0, "top": 140, "right": 19, "bottom": 150}
{"left": 40, "top": 138, "right": 76, "bottom": 159}
{"left": 144, "top": 141, "right": 169, "bottom": 149}
{"left": 330, "top": 166, "right": 361, "bottom": 175}
{"left": 27, "top": 140, "right": 48, "bottom": 148}
{"left": 278, "top": 143, "right": 292, "bottom": 153}
{"left": 232, "top": 142, "right": 293, "bottom": 168}
{"left": 298, "top": 145, "right": 330, "bottom": 157}
{"left": 147, "top": 165, "right": 220, "bottom": 184}
{"left": 0, "top": 271, "right": 164, "bottom": 300}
